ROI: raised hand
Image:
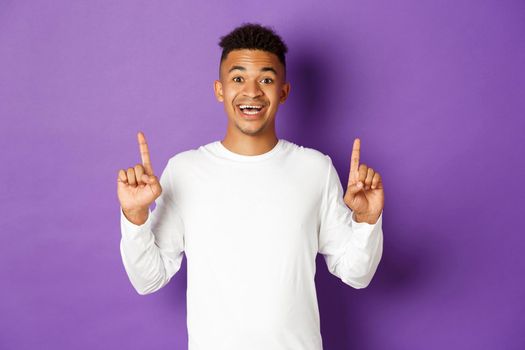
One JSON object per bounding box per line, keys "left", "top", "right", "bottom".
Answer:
{"left": 343, "top": 138, "right": 385, "bottom": 224}
{"left": 117, "top": 131, "right": 162, "bottom": 225}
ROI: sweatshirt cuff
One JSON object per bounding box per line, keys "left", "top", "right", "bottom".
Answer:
{"left": 120, "top": 207, "right": 153, "bottom": 241}
{"left": 351, "top": 210, "right": 383, "bottom": 230}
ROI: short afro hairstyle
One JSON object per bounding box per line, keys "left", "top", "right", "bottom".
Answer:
{"left": 218, "top": 23, "right": 288, "bottom": 72}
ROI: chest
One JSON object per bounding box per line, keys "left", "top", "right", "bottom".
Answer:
{"left": 178, "top": 163, "right": 323, "bottom": 258}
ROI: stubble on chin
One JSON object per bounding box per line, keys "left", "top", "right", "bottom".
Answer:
{"left": 235, "top": 120, "right": 267, "bottom": 136}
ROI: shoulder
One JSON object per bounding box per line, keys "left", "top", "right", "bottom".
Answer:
{"left": 284, "top": 140, "right": 331, "bottom": 169}
{"left": 166, "top": 139, "right": 219, "bottom": 166}
{"left": 159, "top": 146, "right": 208, "bottom": 190}
{"left": 167, "top": 148, "right": 201, "bottom": 165}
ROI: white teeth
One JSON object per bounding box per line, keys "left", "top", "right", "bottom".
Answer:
{"left": 239, "top": 105, "right": 263, "bottom": 109}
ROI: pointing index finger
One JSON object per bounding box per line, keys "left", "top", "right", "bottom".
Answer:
{"left": 348, "top": 138, "right": 360, "bottom": 186}
{"left": 137, "top": 131, "right": 154, "bottom": 175}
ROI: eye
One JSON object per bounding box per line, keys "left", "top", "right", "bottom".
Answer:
{"left": 261, "top": 78, "right": 274, "bottom": 84}
{"left": 233, "top": 76, "right": 243, "bottom": 83}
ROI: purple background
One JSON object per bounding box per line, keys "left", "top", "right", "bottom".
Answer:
{"left": 1, "top": 1, "right": 524, "bottom": 349}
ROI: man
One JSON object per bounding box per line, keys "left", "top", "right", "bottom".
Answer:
{"left": 117, "top": 23, "right": 384, "bottom": 350}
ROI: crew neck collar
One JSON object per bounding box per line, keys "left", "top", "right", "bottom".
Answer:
{"left": 209, "top": 138, "right": 286, "bottom": 162}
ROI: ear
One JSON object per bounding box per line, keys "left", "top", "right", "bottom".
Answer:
{"left": 214, "top": 80, "right": 224, "bottom": 102}
{"left": 279, "top": 82, "right": 291, "bottom": 104}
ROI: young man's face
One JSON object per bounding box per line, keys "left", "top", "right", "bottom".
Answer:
{"left": 214, "top": 49, "right": 290, "bottom": 137}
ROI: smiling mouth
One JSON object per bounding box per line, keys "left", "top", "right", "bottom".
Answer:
{"left": 237, "top": 104, "right": 266, "bottom": 117}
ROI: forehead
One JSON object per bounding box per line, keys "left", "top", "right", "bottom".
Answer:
{"left": 221, "top": 49, "right": 283, "bottom": 74}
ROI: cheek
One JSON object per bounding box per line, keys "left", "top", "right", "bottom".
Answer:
{"left": 268, "top": 88, "right": 282, "bottom": 106}
{"left": 271, "top": 84, "right": 284, "bottom": 97}
{"left": 223, "top": 87, "right": 239, "bottom": 105}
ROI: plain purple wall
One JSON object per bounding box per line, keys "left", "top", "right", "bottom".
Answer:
{"left": 1, "top": 1, "right": 524, "bottom": 349}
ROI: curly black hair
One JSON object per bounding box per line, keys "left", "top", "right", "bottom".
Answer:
{"left": 218, "top": 23, "right": 288, "bottom": 71}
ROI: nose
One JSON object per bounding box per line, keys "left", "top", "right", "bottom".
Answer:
{"left": 242, "top": 80, "right": 263, "bottom": 98}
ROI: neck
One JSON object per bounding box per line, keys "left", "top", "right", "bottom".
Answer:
{"left": 221, "top": 130, "right": 279, "bottom": 156}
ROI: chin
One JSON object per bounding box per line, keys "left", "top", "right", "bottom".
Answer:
{"left": 236, "top": 123, "right": 267, "bottom": 136}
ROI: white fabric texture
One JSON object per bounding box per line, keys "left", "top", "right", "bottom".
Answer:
{"left": 120, "top": 138, "right": 383, "bottom": 350}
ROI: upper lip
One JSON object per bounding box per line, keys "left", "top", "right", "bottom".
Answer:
{"left": 237, "top": 103, "right": 266, "bottom": 108}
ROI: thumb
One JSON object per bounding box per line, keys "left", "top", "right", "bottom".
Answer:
{"left": 346, "top": 181, "right": 363, "bottom": 198}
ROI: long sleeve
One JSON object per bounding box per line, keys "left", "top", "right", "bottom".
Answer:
{"left": 318, "top": 155, "right": 383, "bottom": 289}
{"left": 119, "top": 158, "right": 185, "bottom": 295}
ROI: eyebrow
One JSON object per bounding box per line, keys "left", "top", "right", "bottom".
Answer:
{"left": 228, "top": 65, "right": 277, "bottom": 75}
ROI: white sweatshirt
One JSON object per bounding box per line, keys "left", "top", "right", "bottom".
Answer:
{"left": 119, "top": 138, "right": 383, "bottom": 350}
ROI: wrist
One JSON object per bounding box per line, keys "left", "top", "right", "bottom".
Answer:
{"left": 353, "top": 211, "right": 380, "bottom": 225}
{"left": 122, "top": 207, "right": 149, "bottom": 226}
